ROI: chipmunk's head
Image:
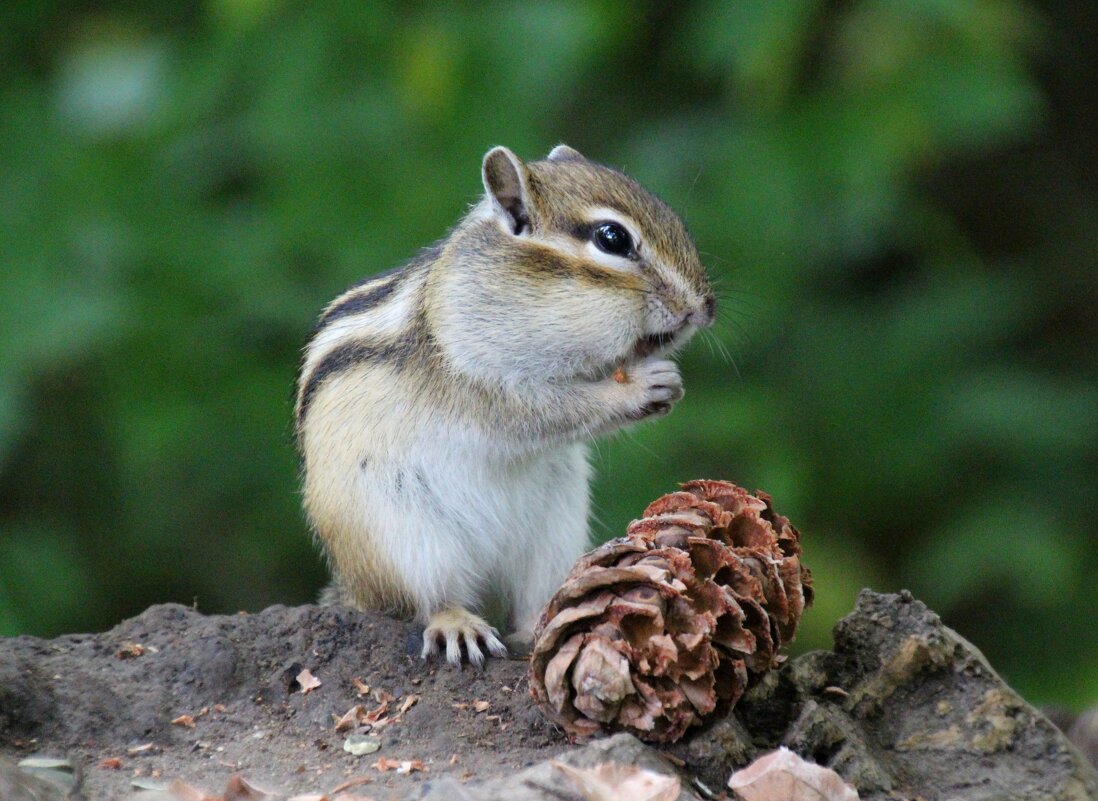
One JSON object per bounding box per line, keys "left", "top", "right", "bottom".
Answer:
{"left": 435, "top": 145, "right": 715, "bottom": 384}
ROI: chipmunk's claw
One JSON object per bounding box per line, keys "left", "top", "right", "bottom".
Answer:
{"left": 421, "top": 608, "right": 508, "bottom": 668}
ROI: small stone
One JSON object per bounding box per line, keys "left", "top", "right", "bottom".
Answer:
{"left": 342, "top": 735, "right": 381, "bottom": 757}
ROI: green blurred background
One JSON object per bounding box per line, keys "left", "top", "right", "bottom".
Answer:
{"left": 1, "top": 1, "right": 1095, "bottom": 709}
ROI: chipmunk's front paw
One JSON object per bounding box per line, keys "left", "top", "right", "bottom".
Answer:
{"left": 421, "top": 608, "right": 508, "bottom": 668}
{"left": 621, "top": 358, "right": 683, "bottom": 421}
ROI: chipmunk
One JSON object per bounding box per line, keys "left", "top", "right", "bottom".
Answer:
{"left": 294, "top": 144, "right": 714, "bottom": 666}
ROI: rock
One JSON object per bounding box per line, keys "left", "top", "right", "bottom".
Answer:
{"left": 419, "top": 591, "right": 1098, "bottom": 800}
{"left": 685, "top": 589, "right": 1098, "bottom": 801}
{"left": 0, "top": 757, "right": 72, "bottom": 801}
{"left": 669, "top": 717, "right": 757, "bottom": 792}
{"left": 1067, "top": 706, "right": 1098, "bottom": 771}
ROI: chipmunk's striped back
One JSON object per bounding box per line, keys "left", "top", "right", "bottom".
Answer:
{"left": 295, "top": 252, "right": 436, "bottom": 443}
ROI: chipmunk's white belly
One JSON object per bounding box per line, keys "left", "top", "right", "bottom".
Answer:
{"left": 353, "top": 435, "right": 591, "bottom": 619}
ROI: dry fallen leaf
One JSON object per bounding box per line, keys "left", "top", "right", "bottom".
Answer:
{"left": 116, "top": 642, "right": 147, "bottom": 659}
{"left": 296, "top": 668, "right": 322, "bottom": 694}
{"left": 98, "top": 756, "right": 123, "bottom": 770}
{"left": 372, "top": 758, "right": 426, "bottom": 774}
{"left": 171, "top": 715, "right": 196, "bottom": 728}
{"left": 397, "top": 694, "right": 419, "bottom": 715}
{"left": 363, "top": 700, "right": 390, "bottom": 723}
{"left": 334, "top": 705, "right": 367, "bottom": 733}
{"left": 727, "top": 747, "right": 859, "bottom": 801}
{"left": 352, "top": 677, "right": 370, "bottom": 697}
{"left": 552, "top": 761, "right": 680, "bottom": 801}
{"left": 472, "top": 700, "right": 490, "bottom": 713}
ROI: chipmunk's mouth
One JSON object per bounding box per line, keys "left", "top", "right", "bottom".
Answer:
{"left": 632, "top": 332, "right": 673, "bottom": 359}
{"left": 632, "top": 328, "right": 685, "bottom": 359}
{"left": 587, "top": 327, "right": 690, "bottom": 383}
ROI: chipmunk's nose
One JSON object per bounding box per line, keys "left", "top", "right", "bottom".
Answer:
{"left": 689, "top": 294, "right": 717, "bottom": 328}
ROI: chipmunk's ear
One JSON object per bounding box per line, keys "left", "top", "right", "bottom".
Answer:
{"left": 547, "top": 144, "right": 584, "bottom": 162}
{"left": 482, "top": 146, "right": 532, "bottom": 235}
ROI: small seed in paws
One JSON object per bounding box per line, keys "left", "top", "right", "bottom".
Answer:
{"left": 612, "top": 365, "right": 629, "bottom": 383}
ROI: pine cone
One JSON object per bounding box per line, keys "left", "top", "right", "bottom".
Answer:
{"left": 529, "top": 480, "right": 814, "bottom": 743}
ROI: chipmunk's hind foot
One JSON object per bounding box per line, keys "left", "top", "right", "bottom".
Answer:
{"left": 421, "top": 608, "right": 508, "bottom": 668}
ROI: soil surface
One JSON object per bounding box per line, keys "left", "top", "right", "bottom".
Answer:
{"left": 2, "top": 592, "right": 1097, "bottom": 801}
{"left": 0, "top": 603, "right": 559, "bottom": 799}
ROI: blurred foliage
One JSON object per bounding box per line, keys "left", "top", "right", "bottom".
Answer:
{"left": 0, "top": 1, "right": 1095, "bottom": 709}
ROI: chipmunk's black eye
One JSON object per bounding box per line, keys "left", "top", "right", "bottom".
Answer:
{"left": 593, "top": 222, "right": 634, "bottom": 258}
